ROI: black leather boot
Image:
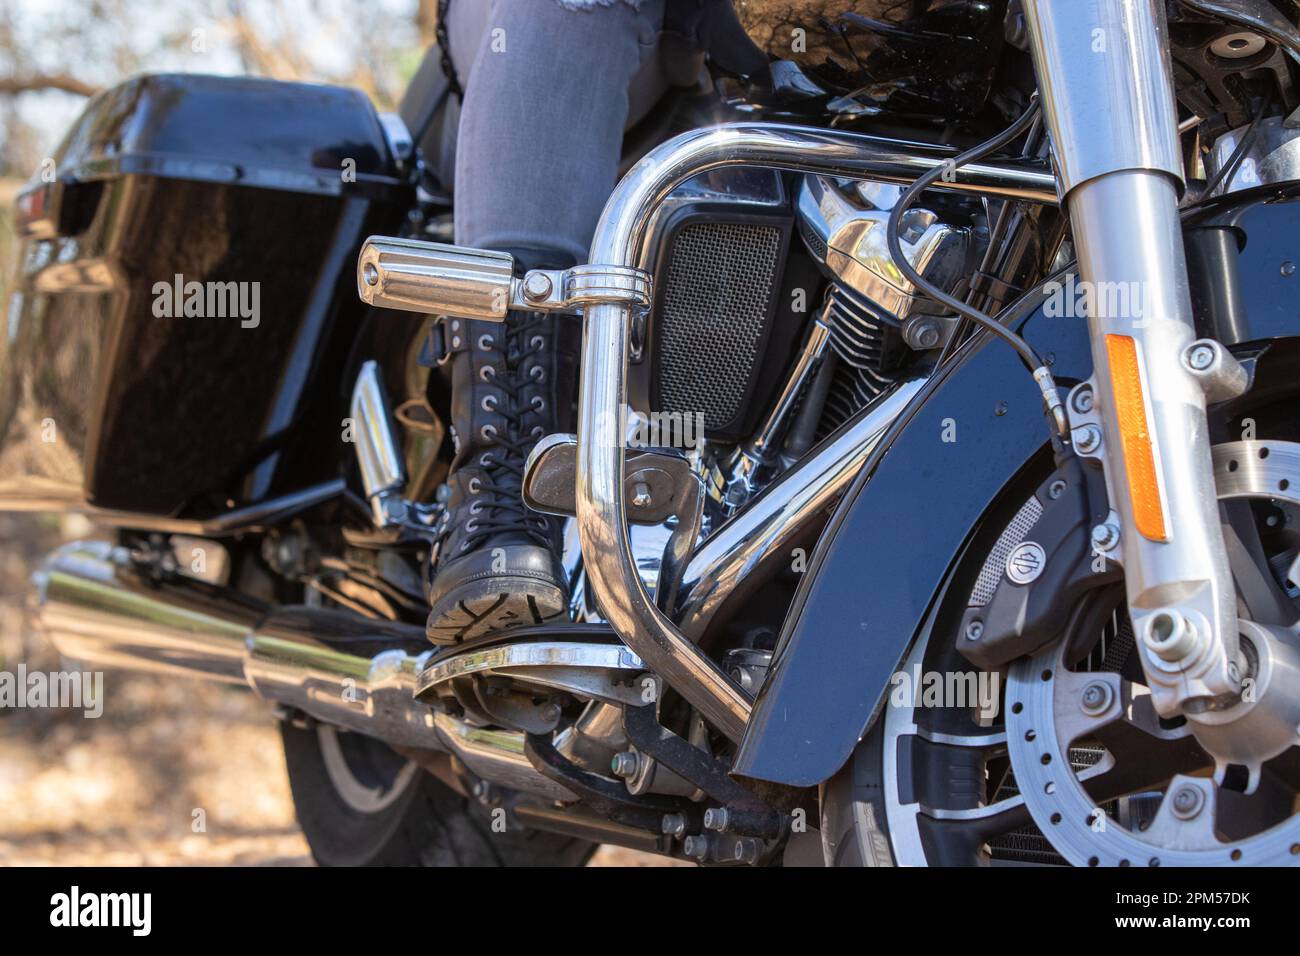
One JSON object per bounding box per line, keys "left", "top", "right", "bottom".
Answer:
{"left": 425, "top": 309, "right": 578, "bottom": 644}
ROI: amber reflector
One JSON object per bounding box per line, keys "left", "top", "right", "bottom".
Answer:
{"left": 1105, "top": 334, "right": 1168, "bottom": 542}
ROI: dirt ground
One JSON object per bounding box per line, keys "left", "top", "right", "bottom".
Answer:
{"left": 0, "top": 514, "right": 675, "bottom": 867}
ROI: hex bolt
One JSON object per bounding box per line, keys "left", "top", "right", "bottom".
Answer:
{"left": 1074, "top": 424, "right": 1103, "bottom": 454}
{"left": 682, "top": 835, "right": 712, "bottom": 862}
{"left": 1143, "top": 609, "right": 1201, "bottom": 664}
{"left": 1091, "top": 522, "right": 1120, "bottom": 553}
{"left": 703, "top": 807, "right": 730, "bottom": 832}
{"left": 965, "top": 619, "right": 984, "bottom": 642}
{"left": 1071, "top": 386, "right": 1094, "bottom": 415}
{"left": 631, "top": 482, "right": 653, "bottom": 509}
{"left": 1185, "top": 343, "right": 1216, "bottom": 372}
{"left": 733, "top": 838, "right": 762, "bottom": 865}
{"left": 363, "top": 262, "right": 379, "bottom": 286}
{"left": 911, "top": 320, "right": 940, "bottom": 349}
{"left": 1170, "top": 785, "right": 1205, "bottom": 821}
{"left": 522, "top": 271, "right": 553, "bottom": 301}
{"left": 661, "top": 813, "right": 687, "bottom": 839}
{"left": 610, "top": 751, "right": 639, "bottom": 779}
{"left": 1080, "top": 681, "right": 1114, "bottom": 716}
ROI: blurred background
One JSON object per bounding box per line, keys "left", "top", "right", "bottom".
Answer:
{"left": 0, "top": 0, "right": 664, "bottom": 866}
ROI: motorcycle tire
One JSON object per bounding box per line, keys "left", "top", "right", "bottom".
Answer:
{"left": 280, "top": 720, "right": 596, "bottom": 867}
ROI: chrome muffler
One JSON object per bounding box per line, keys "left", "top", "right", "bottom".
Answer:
{"left": 32, "top": 540, "right": 573, "bottom": 800}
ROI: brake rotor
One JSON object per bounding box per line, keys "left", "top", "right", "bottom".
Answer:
{"left": 1005, "top": 439, "right": 1300, "bottom": 865}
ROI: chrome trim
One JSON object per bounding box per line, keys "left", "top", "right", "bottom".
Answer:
{"left": 575, "top": 120, "right": 1056, "bottom": 742}
{"left": 416, "top": 640, "right": 647, "bottom": 702}
{"left": 797, "top": 176, "right": 970, "bottom": 320}
{"left": 1022, "top": 0, "right": 1184, "bottom": 197}
{"left": 675, "top": 376, "right": 927, "bottom": 639}
{"left": 432, "top": 713, "right": 576, "bottom": 801}
{"left": 350, "top": 360, "right": 408, "bottom": 526}
{"left": 1206, "top": 116, "right": 1300, "bottom": 197}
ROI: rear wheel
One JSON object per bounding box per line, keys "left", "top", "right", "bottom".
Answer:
{"left": 280, "top": 721, "right": 596, "bottom": 866}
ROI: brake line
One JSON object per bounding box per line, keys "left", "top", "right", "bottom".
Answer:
{"left": 886, "top": 98, "right": 1069, "bottom": 439}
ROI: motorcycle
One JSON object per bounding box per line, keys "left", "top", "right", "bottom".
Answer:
{"left": 6, "top": 0, "right": 1300, "bottom": 867}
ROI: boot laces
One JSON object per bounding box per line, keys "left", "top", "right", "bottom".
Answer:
{"left": 463, "top": 313, "right": 553, "bottom": 552}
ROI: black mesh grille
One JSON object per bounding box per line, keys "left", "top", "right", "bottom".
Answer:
{"left": 655, "top": 221, "right": 783, "bottom": 432}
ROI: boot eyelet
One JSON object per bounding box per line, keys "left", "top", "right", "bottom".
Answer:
{"left": 465, "top": 519, "right": 479, "bottom": 533}
{"left": 478, "top": 334, "right": 494, "bottom": 351}
{"left": 530, "top": 335, "right": 544, "bottom": 350}
{"left": 451, "top": 320, "right": 461, "bottom": 332}
{"left": 480, "top": 424, "right": 497, "bottom": 441}
{"left": 531, "top": 426, "right": 545, "bottom": 439}
{"left": 460, "top": 542, "right": 470, "bottom": 552}
{"left": 479, "top": 366, "right": 495, "bottom": 382}
{"left": 481, "top": 395, "right": 497, "bottom": 412}
{"left": 451, "top": 335, "right": 461, "bottom": 349}
{"left": 529, "top": 366, "right": 544, "bottom": 382}
{"left": 468, "top": 477, "right": 481, "bottom": 494}
{"left": 530, "top": 397, "right": 546, "bottom": 412}
{"left": 469, "top": 502, "right": 483, "bottom": 515}
{"left": 480, "top": 454, "right": 494, "bottom": 467}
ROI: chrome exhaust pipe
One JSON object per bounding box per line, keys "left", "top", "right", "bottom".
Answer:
{"left": 33, "top": 541, "right": 573, "bottom": 799}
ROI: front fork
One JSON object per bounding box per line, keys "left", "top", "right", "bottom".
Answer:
{"left": 1023, "top": 0, "right": 1246, "bottom": 714}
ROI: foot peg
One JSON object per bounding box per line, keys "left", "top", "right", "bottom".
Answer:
{"left": 357, "top": 236, "right": 652, "bottom": 319}
{"left": 523, "top": 433, "right": 700, "bottom": 526}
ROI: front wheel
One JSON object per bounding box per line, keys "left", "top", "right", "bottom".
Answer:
{"left": 280, "top": 721, "right": 595, "bottom": 866}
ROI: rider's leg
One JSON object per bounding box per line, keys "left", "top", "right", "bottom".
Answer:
{"left": 426, "top": 0, "right": 664, "bottom": 643}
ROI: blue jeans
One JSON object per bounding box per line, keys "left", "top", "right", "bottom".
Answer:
{"left": 441, "top": 0, "right": 667, "bottom": 270}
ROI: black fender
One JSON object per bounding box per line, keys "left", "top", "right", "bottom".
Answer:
{"left": 731, "top": 190, "right": 1300, "bottom": 789}
{"left": 731, "top": 283, "right": 1088, "bottom": 788}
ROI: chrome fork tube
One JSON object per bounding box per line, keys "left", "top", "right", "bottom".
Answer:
{"left": 578, "top": 126, "right": 1056, "bottom": 742}
{"left": 1024, "top": 0, "right": 1241, "bottom": 708}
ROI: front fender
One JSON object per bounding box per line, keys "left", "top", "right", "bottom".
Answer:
{"left": 731, "top": 284, "right": 1092, "bottom": 788}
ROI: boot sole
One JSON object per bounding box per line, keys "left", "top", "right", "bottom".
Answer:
{"left": 426, "top": 577, "right": 568, "bottom": 645}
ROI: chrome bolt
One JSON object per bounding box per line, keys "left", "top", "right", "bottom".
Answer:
{"left": 1080, "top": 681, "right": 1114, "bottom": 716}
{"left": 1186, "top": 343, "right": 1216, "bottom": 371}
{"left": 733, "top": 838, "right": 762, "bottom": 865}
{"left": 1091, "top": 522, "right": 1120, "bottom": 553}
{"left": 1048, "top": 479, "right": 1067, "bottom": 500}
{"left": 1283, "top": 260, "right": 1297, "bottom": 278}
{"left": 662, "top": 813, "right": 687, "bottom": 839}
{"left": 965, "top": 619, "right": 984, "bottom": 642}
{"left": 1074, "top": 424, "right": 1103, "bottom": 454}
{"left": 631, "top": 481, "right": 653, "bottom": 509}
{"left": 362, "top": 262, "right": 379, "bottom": 286}
{"left": 1143, "top": 609, "right": 1201, "bottom": 664}
{"left": 1170, "top": 785, "right": 1204, "bottom": 821}
{"left": 1071, "top": 387, "right": 1094, "bottom": 414}
{"left": 703, "top": 807, "right": 730, "bottom": 832}
{"left": 610, "top": 751, "right": 639, "bottom": 779}
{"left": 522, "top": 271, "right": 553, "bottom": 301}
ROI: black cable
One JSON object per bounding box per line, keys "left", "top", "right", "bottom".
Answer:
{"left": 1200, "top": 87, "right": 1275, "bottom": 199}
{"left": 886, "top": 98, "right": 1069, "bottom": 436}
